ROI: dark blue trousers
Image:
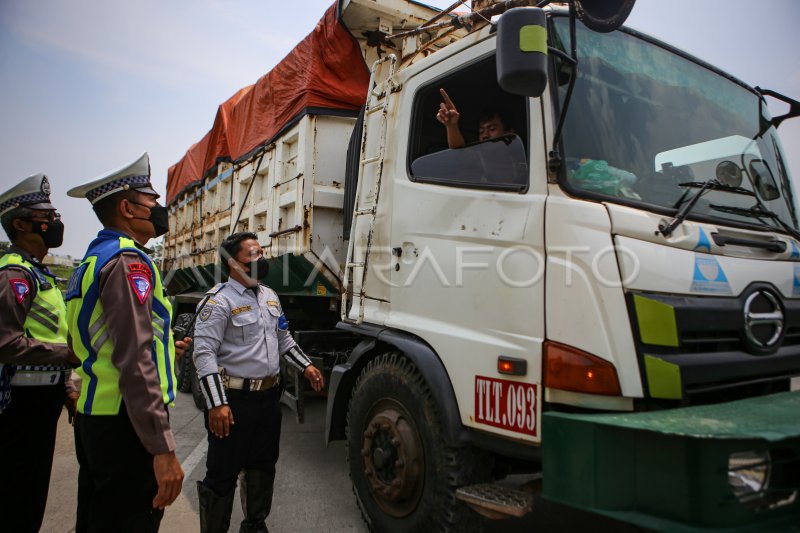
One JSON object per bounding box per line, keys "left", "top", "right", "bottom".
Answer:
{"left": 202, "top": 386, "right": 282, "bottom": 495}
{"left": 0, "top": 383, "right": 65, "bottom": 533}
{"left": 74, "top": 405, "right": 164, "bottom": 533}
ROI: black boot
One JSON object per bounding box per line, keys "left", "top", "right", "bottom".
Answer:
{"left": 239, "top": 469, "right": 275, "bottom": 533}
{"left": 198, "top": 481, "right": 235, "bottom": 533}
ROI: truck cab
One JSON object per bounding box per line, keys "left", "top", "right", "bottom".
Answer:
{"left": 336, "top": 3, "right": 800, "bottom": 530}
{"left": 164, "top": 1, "right": 800, "bottom": 530}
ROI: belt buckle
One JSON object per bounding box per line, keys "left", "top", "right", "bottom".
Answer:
{"left": 250, "top": 378, "right": 263, "bottom": 391}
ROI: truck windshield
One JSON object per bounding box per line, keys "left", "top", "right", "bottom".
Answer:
{"left": 551, "top": 17, "right": 799, "bottom": 233}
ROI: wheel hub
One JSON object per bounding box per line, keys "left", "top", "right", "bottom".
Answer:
{"left": 361, "top": 406, "right": 423, "bottom": 517}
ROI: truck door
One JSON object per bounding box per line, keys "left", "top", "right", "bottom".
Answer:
{"left": 386, "top": 42, "right": 549, "bottom": 443}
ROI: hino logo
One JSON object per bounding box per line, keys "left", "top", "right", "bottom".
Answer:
{"left": 743, "top": 290, "right": 783, "bottom": 350}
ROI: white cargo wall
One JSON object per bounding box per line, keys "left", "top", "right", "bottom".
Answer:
{"left": 166, "top": 114, "right": 355, "bottom": 291}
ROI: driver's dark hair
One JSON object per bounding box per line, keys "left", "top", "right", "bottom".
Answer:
{"left": 219, "top": 231, "right": 258, "bottom": 276}
{"left": 478, "top": 107, "right": 515, "bottom": 133}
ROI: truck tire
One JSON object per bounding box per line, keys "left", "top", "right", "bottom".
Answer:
{"left": 173, "top": 312, "right": 195, "bottom": 393}
{"left": 177, "top": 351, "right": 193, "bottom": 393}
{"left": 346, "top": 352, "right": 490, "bottom": 533}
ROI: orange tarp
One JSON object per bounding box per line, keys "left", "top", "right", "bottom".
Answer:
{"left": 166, "top": 132, "right": 210, "bottom": 204}
{"left": 167, "top": 84, "right": 254, "bottom": 203}
{"left": 167, "top": 1, "right": 369, "bottom": 204}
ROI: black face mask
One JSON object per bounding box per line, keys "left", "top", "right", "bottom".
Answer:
{"left": 28, "top": 218, "right": 65, "bottom": 248}
{"left": 239, "top": 257, "right": 270, "bottom": 280}
{"left": 130, "top": 201, "right": 169, "bottom": 238}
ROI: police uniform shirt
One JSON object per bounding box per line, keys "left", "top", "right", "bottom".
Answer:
{"left": 76, "top": 233, "right": 175, "bottom": 455}
{"left": 0, "top": 245, "right": 71, "bottom": 366}
{"left": 193, "top": 277, "right": 297, "bottom": 381}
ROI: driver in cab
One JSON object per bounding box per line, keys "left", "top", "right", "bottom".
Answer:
{"left": 436, "top": 88, "right": 514, "bottom": 149}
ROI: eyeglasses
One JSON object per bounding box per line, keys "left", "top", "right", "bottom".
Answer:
{"left": 26, "top": 211, "right": 61, "bottom": 222}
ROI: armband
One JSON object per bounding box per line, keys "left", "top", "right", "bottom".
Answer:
{"left": 283, "top": 346, "right": 312, "bottom": 373}
{"left": 199, "top": 372, "right": 228, "bottom": 409}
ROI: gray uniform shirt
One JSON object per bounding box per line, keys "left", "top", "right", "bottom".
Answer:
{"left": 193, "top": 277, "right": 297, "bottom": 379}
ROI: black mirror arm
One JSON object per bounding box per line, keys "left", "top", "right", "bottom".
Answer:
{"left": 757, "top": 87, "right": 800, "bottom": 128}
{"left": 549, "top": 6, "right": 579, "bottom": 173}
{"left": 548, "top": 46, "right": 576, "bottom": 66}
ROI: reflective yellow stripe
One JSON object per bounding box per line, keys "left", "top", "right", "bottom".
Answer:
{"left": 26, "top": 311, "right": 61, "bottom": 334}
{"left": 31, "top": 301, "right": 60, "bottom": 326}
{"left": 91, "top": 329, "right": 110, "bottom": 354}
{"left": 87, "top": 318, "right": 105, "bottom": 340}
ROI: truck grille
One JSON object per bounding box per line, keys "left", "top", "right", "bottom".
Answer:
{"left": 627, "top": 285, "right": 800, "bottom": 398}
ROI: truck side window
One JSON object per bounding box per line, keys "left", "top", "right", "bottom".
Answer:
{"left": 408, "top": 55, "right": 529, "bottom": 193}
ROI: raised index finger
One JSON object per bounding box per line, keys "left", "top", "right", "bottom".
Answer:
{"left": 439, "top": 88, "right": 455, "bottom": 108}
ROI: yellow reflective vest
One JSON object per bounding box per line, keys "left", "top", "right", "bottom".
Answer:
{"left": 66, "top": 230, "right": 175, "bottom": 415}
{"left": 0, "top": 252, "right": 68, "bottom": 345}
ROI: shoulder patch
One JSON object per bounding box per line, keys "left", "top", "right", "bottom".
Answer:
{"left": 206, "top": 283, "right": 226, "bottom": 295}
{"left": 127, "top": 272, "right": 153, "bottom": 304}
{"left": 9, "top": 278, "right": 30, "bottom": 304}
{"left": 128, "top": 262, "right": 152, "bottom": 276}
{"left": 199, "top": 306, "right": 213, "bottom": 321}
{"left": 66, "top": 263, "right": 88, "bottom": 300}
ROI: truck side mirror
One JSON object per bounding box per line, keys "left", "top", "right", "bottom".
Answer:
{"left": 748, "top": 159, "right": 780, "bottom": 201}
{"left": 496, "top": 8, "right": 548, "bottom": 98}
{"left": 573, "top": 0, "right": 636, "bottom": 33}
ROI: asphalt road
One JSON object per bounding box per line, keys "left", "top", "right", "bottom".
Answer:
{"left": 43, "top": 389, "right": 639, "bottom": 532}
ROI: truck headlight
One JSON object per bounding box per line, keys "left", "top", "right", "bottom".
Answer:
{"left": 728, "top": 450, "right": 771, "bottom": 505}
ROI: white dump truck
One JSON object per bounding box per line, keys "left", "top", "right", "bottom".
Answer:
{"left": 164, "top": 0, "right": 800, "bottom": 530}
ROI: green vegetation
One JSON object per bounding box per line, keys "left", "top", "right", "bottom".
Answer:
{"left": 49, "top": 264, "right": 74, "bottom": 293}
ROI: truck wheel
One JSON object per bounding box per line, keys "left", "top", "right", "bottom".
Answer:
{"left": 177, "top": 351, "right": 193, "bottom": 393}
{"left": 173, "top": 313, "right": 195, "bottom": 393}
{"left": 346, "top": 352, "right": 490, "bottom": 533}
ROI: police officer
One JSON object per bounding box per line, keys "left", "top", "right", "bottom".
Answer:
{"left": 66, "top": 153, "right": 184, "bottom": 532}
{"left": 0, "top": 174, "right": 79, "bottom": 533}
{"left": 193, "top": 232, "right": 324, "bottom": 533}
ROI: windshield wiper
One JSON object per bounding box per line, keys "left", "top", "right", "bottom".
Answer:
{"left": 710, "top": 203, "right": 800, "bottom": 245}
{"left": 659, "top": 179, "right": 745, "bottom": 237}
{"left": 677, "top": 181, "right": 755, "bottom": 197}
{"left": 709, "top": 204, "right": 779, "bottom": 219}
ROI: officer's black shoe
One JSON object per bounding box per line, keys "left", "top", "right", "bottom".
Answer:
{"left": 198, "top": 481, "right": 235, "bottom": 533}
{"left": 239, "top": 469, "right": 275, "bottom": 533}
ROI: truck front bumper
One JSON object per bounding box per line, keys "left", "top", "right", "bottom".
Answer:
{"left": 543, "top": 391, "right": 800, "bottom": 532}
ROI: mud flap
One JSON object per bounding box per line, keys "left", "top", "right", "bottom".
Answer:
{"left": 542, "top": 391, "right": 800, "bottom": 531}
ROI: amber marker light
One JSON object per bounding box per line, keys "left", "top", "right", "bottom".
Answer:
{"left": 544, "top": 341, "right": 621, "bottom": 395}
{"left": 497, "top": 356, "right": 527, "bottom": 376}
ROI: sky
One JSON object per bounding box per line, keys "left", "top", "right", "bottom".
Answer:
{"left": 0, "top": 0, "right": 798, "bottom": 258}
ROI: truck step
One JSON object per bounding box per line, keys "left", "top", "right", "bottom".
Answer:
{"left": 455, "top": 483, "right": 534, "bottom": 519}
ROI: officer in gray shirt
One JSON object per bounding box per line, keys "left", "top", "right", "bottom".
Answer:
{"left": 192, "top": 231, "right": 323, "bottom": 533}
